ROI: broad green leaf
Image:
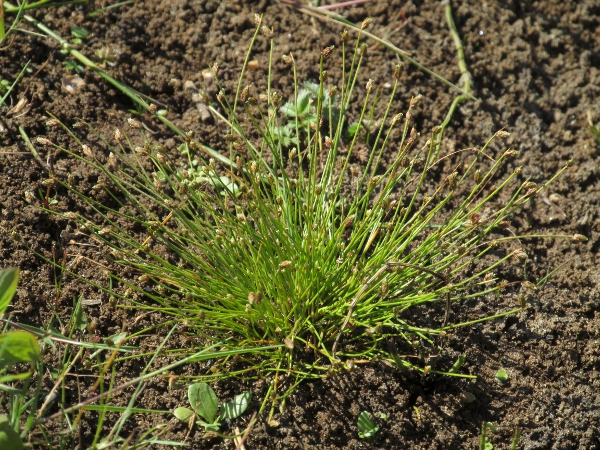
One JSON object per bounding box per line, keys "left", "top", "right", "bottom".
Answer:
{"left": 0, "top": 414, "right": 23, "bottom": 450}
{"left": 173, "top": 407, "right": 194, "bottom": 422}
{"left": 221, "top": 391, "right": 251, "bottom": 420}
{"left": 296, "top": 90, "right": 311, "bottom": 115}
{"left": 357, "top": 411, "right": 379, "bottom": 439}
{"left": 0, "top": 268, "right": 19, "bottom": 316}
{"left": 280, "top": 102, "right": 297, "bottom": 118}
{"left": 189, "top": 382, "right": 218, "bottom": 424}
{"left": 0, "top": 331, "right": 40, "bottom": 369}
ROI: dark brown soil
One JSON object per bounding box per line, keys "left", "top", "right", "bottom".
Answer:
{"left": 1, "top": 0, "right": 599, "bottom": 448}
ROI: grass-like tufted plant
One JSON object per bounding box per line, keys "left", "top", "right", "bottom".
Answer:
{"left": 38, "top": 16, "right": 574, "bottom": 420}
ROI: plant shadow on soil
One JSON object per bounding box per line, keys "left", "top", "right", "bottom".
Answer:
{"left": 0, "top": 0, "right": 599, "bottom": 448}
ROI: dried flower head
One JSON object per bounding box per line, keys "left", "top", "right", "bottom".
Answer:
{"left": 240, "top": 85, "right": 251, "bottom": 103}
{"left": 261, "top": 25, "right": 273, "bottom": 38}
{"left": 390, "top": 65, "right": 402, "bottom": 82}
{"left": 341, "top": 29, "right": 348, "bottom": 42}
{"left": 410, "top": 94, "right": 423, "bottom": 108}
{"left": 128, "top": 118, "right": 142, "bottom": 129}
{"left": 36, "top": 137, "right": 53, "bottom": 145}
{"left": 513, "top": 249, "right": 528, "bottom": 260}
{"left": 321, "top": 45, "right": 334, "bottom": 58}
{"left": 82, "top": 144, "right": 93, "bottom": 157}
{"left": 495, "top": 130, "right": 510, "bottom": 138}
{"left": 114, "top": 128, "right": 123, "bottom": 142}
{"left": 361, "top": 17, "right": 372, "bottom": 29}
{"left": 282, "top": 52, "right": 294, "bottom": 66}
{"left": 45, "top": 119, "right": 60, "bottom": 127}
{"left": 366, "top": 79, "right": 374, "bottom": 94}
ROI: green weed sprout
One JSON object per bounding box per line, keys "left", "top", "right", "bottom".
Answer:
{"left": 357, "top": 411, "right": 379, "bottom": 438}
{"left": 274, "top": 81, "right": 342, "bottom": 147}
{"left": 479, "top": 422, "right": 521, "bottom": 450}
{"left": 174, "top": 382, "right": 251, "bottom": 432}
{"left": 41, "top": 17, "right": 572, "bottom": 417}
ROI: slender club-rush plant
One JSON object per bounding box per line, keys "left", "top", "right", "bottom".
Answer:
{"left": 35, "top": 15, "right": 574, "bottom": 417}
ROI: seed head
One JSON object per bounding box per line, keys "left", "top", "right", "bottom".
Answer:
{"left": 394, "top": 64, "right": 403, "bottom": 80}
{"left": 344, "top": 215, "right": 355, "bottom": 228}
{"left": 114, "top": 128, "right": 123, "bottom": 143}
{"left": 361, "top": 17, "right": 372, "bottom": 29}
{"left": 36, "top": 137, "right": 53, "bottom": 145}
{"left": 248, "top": 292, "right": 262, "bottom": 305}
{"left": 392, "top": 113, "right": 403, "bottom": 125}
{"left": 128, "top": 117, "right": 142, "bottom": 129}
{"left": 341, "top": 29, "right": 348, "bottom": 42}
{"left": 513, "top": 249, "right": 528, "bottom": 260}
{"left": 495, "top": 130, "right": 510, "bottom": 138}
{"left": 321, "top": 45, "right": 334, "bottom": 58}
{"left": 82, "top": 144, "right": 93, "bottom": 157}
{"left": 366, "top": 79, "right": 374, "bottom": 94}
{"left": 325, "top": 136, "right": 333, "bottom": 148}
{"left": 254, "top": 14, "right": 261, "bottom": 26}
{"left": 282, "top": 53, "right": 294, "bottom": 66}
{"left": 271, "top": 91, "right": 282, "bottom": 107}
{"left": 261, "top": 25, "right": 273, "bottom": 38}
{"left": 250, "top": 161, "right": 258, "bottom": 173}
{"left": 45, "top": 119, "right": 60, "bottom": 127}
{"left": 279, "top": 260, "right": 292, "bottom": 269}
{"left": 240, "top": 85, "right": 251, "bottom": 103}
{"left": 409, "top": 94, "right": 423, "bottom": 109}
{"left": 572, "top": 234, "right": 587, "bottom": 242}
{"left": 447, "top": 171, "right": 458, "bottom": 189}
{"left": 504, "top": 149, "right": 519, "bottom": 158}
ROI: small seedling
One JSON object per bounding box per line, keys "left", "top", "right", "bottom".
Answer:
{"left": 357, "top": 411, "right": 379, "bottom": 438}
{"left": 275, "top": 81, "right": 341, "bottom": 146}
{"left": 174, "top": 382, "right": 251, "bottom": 432}
{"left": 448, "top": 354, "right": 467, "bottom": 374}
{"left": 69, "top": 26, "right": 89, "bottom": 45}
{"left": 495, "top": 368, "right": 509, "bottom": 383}
{"left": 480, "top": 422, "right": 497, "bottom": 450}
{"left": 62, "top": 60, "right": 85, "bottom": 74}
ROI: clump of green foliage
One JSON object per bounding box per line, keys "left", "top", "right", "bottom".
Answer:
{"left": 42, "top": 17, "right": 571, "bottom": 418}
